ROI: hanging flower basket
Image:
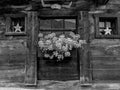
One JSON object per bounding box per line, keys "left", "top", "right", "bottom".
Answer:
{"left": 38, "top": 32, "right": 86, "bottom": 61}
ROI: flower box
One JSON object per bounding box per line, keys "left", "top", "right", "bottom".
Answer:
{"left": 38, "top": 32, "right": 86, "bottom": 61}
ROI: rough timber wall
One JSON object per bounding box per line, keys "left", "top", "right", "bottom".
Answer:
{"left": 89, "top": 0, "right": 120, "bottom": 82}
{"left": 0, "top": 16, "right": 28, "bottom": 84}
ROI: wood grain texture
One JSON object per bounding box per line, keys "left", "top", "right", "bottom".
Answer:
{"left": 92, "top": 70, "right": 120, "bottom": 81}
{"left": 37, "top": 49, "right": 79, "bottom": 81}
{"left": 25, "top": 12, "right": 37, "bottom": 85}
{"left": 90, "top": 40, "right": 120, "bottom": 81}
{"left": 0, "top": 40, "right": 28, "bottom": 83}
{"left": 89, "top": 7, "right": 120, "bottom": 82}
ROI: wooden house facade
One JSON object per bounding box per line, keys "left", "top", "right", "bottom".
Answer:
{"left": 0, "top": 0, "right": 119, "bottom": 86}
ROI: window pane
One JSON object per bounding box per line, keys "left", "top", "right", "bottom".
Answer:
{"left": 65, "top": 19, "right": 76, "bottom": 29}
{"left": 52, "top": 19, "right": 64, "bottom": 29}
{"left": 0, "top": 17, "right": 6, "bottom": 31}
{"left": 99, "top": 17, "right": 117, "bottom": 36}
{"left": 106, "top": 22, "right": 111, "bottom": 28}
{"left": 10, "top": 17, "right": 25, "bottom": 32}
{"left": 99, "top": 22, "right": 105, "bottom": 28}
{"left": 40, "top": 19, "right": 51, "bottom": 29}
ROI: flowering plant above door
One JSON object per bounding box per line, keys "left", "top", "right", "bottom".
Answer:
{"left": 38, "top": 32, "right": 86, "bottom": 61}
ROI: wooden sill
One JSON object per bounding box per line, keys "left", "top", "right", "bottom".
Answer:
{"left": 95, "top": 35, "right": 120, "bottom": 39}
{"left": 5, "top": 32, "right": 26, "bottom": 36}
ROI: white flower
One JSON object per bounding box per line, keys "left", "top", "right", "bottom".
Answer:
{"left": 62, "top": 45, "right": 68, "bottom": 51}
{"left": 44, "top": 54, "right": 50, "bottom": 58}
{"left": 73, "top": 34, "right": 80, "bottom": 40}
{"left": 55, "top": 42, "right": 62, "bottom": 49}
{"left": 38, "top": 33, "right": 43, "bottom": 37}
{"left": 58, "top": 55, "right": 64, "bottom": 60}
{"left": 51, "top": 33, "right": 56, "bottom": 36}
{"left": 69, "top": 45, "right": 72, "bottom": 50}
{"left": 45, "top": 40, "right": 51, "bottom": 45}
{"left": 53, "top": 37, "right": 58, "bottom": 42}
{"left": 79, "top": 40, "right": 86, "bottom": 44}
{"left": 67, "top": 38, "right": 73, "bottom": 41}
{"left": 48, "top": 45, "right": 53, "bottom": 50}
{"left": 48, "top": 33, "right": 56, "bottom": 38}
{"left": 44, "top": 35, "right": 49, "bottom": 39}
{"left": 65, "top": 52, "right": 71, "bottom": 57}
{"left": 38, "top": 40, "right": 44, "bottom": 47}
{"left": 69, "top": 32, "right": 75, "bottom": 37}
{"left": 53, "top": 51, "right": 58, "bottom": 57}
{"left": 38, "top": 32, "right": 86, "bottom": 61}
{"left": 75, "top": 43, "right": 81, "bottom": 48}
{"left": 50, "top": 55, "right": 54, "bottom": 59}
{"left": 59, "top": 34, "right": 65, "bottom": 38}
{"left": 66, "top": 38, "right": 73, "bottom": 44}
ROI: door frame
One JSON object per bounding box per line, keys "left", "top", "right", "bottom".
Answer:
{"left": 25, "top": 11, "right": 90, "bottom": 85}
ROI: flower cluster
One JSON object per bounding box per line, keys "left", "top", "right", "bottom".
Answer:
{"left": 38, "top": 32, "right": 86, "bottom": 61}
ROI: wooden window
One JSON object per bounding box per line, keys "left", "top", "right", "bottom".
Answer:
{"left": 5, "top": 14, "right": 27, "bottom": 35}
{"left": 95, "top": 14, "right": 120, "bottom": 38}
{"left": 39, "top": 16, "right": 77, "bottom": 31}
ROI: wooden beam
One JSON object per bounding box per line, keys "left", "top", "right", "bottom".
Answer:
{"left": 25, "top": 12, "right": 37, "bottom": 85}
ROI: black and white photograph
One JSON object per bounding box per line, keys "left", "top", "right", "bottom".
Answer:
{"left": 0, "top": 0, "right": 120, "bottom": 90}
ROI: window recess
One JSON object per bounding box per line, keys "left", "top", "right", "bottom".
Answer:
{"left": 5, "top": 14, "right": 27, "bottom": 36}
{"left": 39, "top": 16, "right": 77, "bottom": 32}
{"left": 95, "top": 14, "right": 120, "bottom": 39}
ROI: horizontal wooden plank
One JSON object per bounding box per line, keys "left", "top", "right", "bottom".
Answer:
{"left": 38, "top": 72, "right": 79, "bottom": 81}
{"left": 9, "top": 55, "right": 26, "bottom": 63}
{"left": 39, "top": 68, "right": 78, "bottom": 74}
{"left": 0, "top": 65, "right": 25, "bottom": 70}
{"left": 38, "top": 71, "right": 78, "bottom": 76}
{"left": 91, "top": 56, "right": 120, "bottom": 69}
{"left": 91, "top": 56, "right": 118, "bottom": 61}
{"left": 92, "top": 70, "right": 120, "bottom": 81}
{"left": 0, "top": 55, "right": 9, "bottom": 64}
{"left": 90, "top": 40, "right": 120, "bottom": 57}
{"left": 38, "top": 60, "right": 77, "bottom": 67}
{"left": 39, "top": 65, "right": 78, "bottom": 69}
{"left": 0, "top": 54, "right": 26, "bottom": 70}
{"left": 90, "top": 46, "right": 120, "bottom": 57}
{"left": 0, "top": 69, "right": 25, "bottom": 83}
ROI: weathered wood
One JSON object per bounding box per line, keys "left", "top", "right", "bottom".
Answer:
{"left": 92, "top": 0, "right": 109, "bottom": 5}
{"left": 25, "top": 12, "right": 37, "bottom": 85}
{"left": 91, "top": 56, "right": 120, "bottom": 69}
{"left": 89, "top": 3, "right": 120, "bottom": 82}
{"left": 0, "top": 40, "right": 27, "bottom": 84}
{"left": 37, "top": 49, "right": 79, "bottom": 81}
{"left": 109, "top": 0, "right": 120, "bottom": 4}
{"left": 92, "top": 70, "right": 120, "bottom": 81}
{"left": 78, "top": 11, "right": 90, "bottom": 83}
{"left": 38, "top": 8, "right": 79, "bottom": 16}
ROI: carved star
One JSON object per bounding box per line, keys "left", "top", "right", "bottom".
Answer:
{"left": 14, "top": 23, "right": 22, "bottom": 32}
{"left": 104, "top": 27, "right": 112, "bottom": 35}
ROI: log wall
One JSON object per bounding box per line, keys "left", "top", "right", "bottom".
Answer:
{"left": 89, "top": 0, "right": 120, "bottom": 81}
{"left": 0, "top": 16, "right": 29, "bottom": 84}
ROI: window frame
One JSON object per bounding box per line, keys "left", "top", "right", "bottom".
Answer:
{"left": 5, "top": 14, "right": 27, "bottom": 36}
{"left": 38, "top": 16, "right": 78, "bottom": 32}
{"left": 94, "top": 14, "right": 120, "bottom": 39}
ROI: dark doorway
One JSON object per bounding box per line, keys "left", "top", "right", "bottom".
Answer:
{"left": 37, "top": 49, "right": 80, "bottom": 81}
{"left": 37, "top": 16, "right": 80, "bottom": 81}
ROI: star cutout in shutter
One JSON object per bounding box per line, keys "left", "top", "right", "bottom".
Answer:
{"left": 14, "top": 23, "right": 22, "bottom": 32}
{"left": 104, "top": 26, "right": 112, "bottom": 35}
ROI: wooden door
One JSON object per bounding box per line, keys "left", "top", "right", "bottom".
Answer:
{"left": 37, "top": 16, "right": 80, "bottom": 81}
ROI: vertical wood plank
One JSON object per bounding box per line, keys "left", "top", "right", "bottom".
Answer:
{"left": 25, "top": 12, "right": 37, "bottom": 85}
{"left": 79, "top": 11, "right": 90, "bottom": 83}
